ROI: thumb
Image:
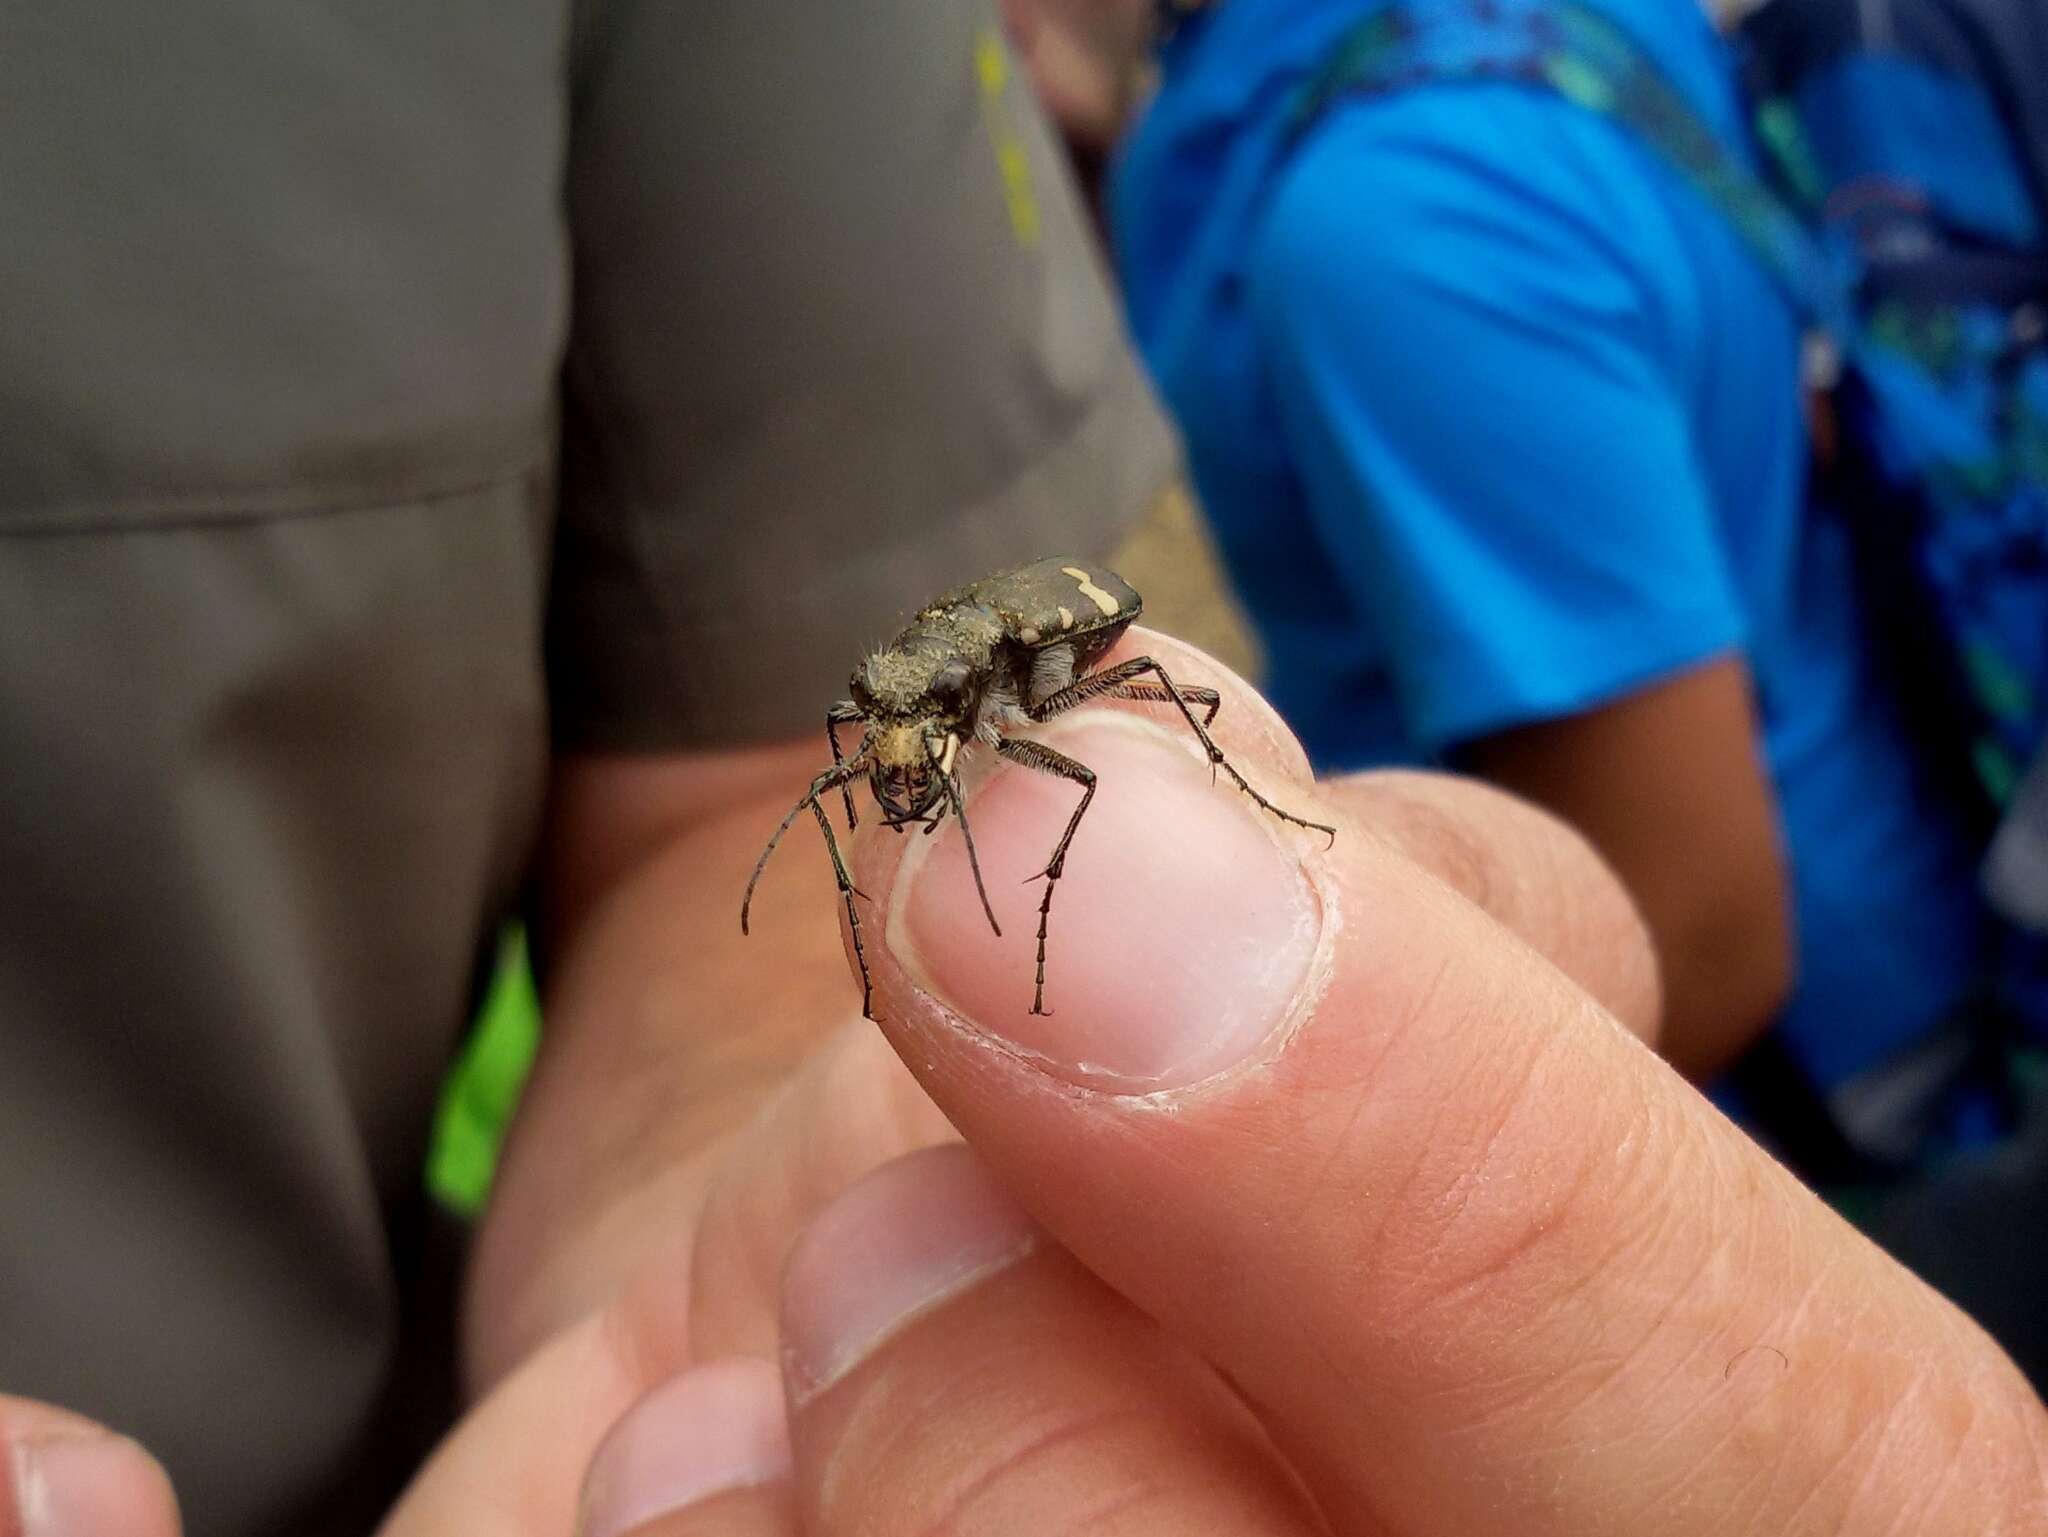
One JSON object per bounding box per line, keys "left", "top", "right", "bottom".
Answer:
{"left": 856, "top": 625, "right": 1656, "bottom": 1073}
{"left": 849, "top": 631, "right": 2048, "bottom": 1535}
{"left": 0, "top": 1396, "right": 180, "bottom": 1537}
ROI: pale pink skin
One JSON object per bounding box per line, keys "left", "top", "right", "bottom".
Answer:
{"left": 3, "top": 1427, "right": 179, "bottom": 1537}
{"left": 577, "top": 1360, "right": 791, "bottom": 1537}
{"left": 891, "top": 707, "right": 1322, "bottom": 1089}
{"left": 780, "top": 1145, "right": 1040, "bottom": 1405}
{"left": 361, "top": 629, "right": 2045, "bottom": 1537}
{"left": 997, "top": 0, "right": 1153, "bottom": 148}
{"left": 832, "top": 625, "right": 1328, "bottom": 1092}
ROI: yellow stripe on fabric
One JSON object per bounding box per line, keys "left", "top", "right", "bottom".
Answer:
{"left": 975, "top": 27, "right": 1042, "bottom": 248}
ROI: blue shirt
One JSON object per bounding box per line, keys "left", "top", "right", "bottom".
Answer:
{"left": 1112, "top": 0, "right": 1987, "bottom": 1090}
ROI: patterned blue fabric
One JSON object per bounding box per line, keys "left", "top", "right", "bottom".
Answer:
{"left": 1284, "top": 0, "right": 2048, "bottom": 813}
{"left": 1112, "top": 0, "right": 1988, "bottom": 1092}
{"left": 1785, "top": 54, "right": 2038, "bottom": 251}
{"left": 1742, "top": 1, "right": 2048, "bottom": 808}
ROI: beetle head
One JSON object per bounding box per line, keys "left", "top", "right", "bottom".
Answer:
{"left": 864, "top": 724, "right": 952, "bottom": 822}
{"left": 852, "top": 651, "right": 976, "bottom": 725}
{"left": 852, "top": 648, "right": 976, "bottom": 823}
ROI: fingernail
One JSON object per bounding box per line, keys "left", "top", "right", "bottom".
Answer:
{"left": 9, "top": 1433, "right": 178, "bottom": 1537}
{"left": 782, "top": 1145, "right": 1039, "bottom": 1404}
{"left": 892, "top": 713, "right": 1323, "bottom": 1092}
{"left": 578, "top": 1358, "right": 791, "bottom": 1537}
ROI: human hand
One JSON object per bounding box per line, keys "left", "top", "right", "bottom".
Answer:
{"left": 377, "top": 1011, "right": 958, "bottom": 1537}
{"left": 372, "top": 626, "right": 1648, "bottom": 1537}
{"left": 0, "top": 1394, "right": 179, "bottom": 1536}
{"left": 563, "top": 628, "right": 2046, "bottom": 1533}
{"left": 463, "top": 728, "right": 969, "bottom": 1390}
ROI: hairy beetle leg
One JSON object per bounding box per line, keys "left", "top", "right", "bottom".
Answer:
{"left": 1032, "top": 656, "right": 1336, "bottom": 847}
{"left": 1094, "top": 679, "right": 1221, "bottom": 726}
{"left": 995, "top": 736, "right": 1097, "bottom": 1016}
{"left": 825, "top": 702, "right": 865, "bottom": 832}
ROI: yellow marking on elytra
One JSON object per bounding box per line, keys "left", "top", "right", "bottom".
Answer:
{"left": 1062, "top": 566, "right": 1121, "bottom": 617}
{"left": 1058, "top": 605, "right": 1075, "bottom": 630}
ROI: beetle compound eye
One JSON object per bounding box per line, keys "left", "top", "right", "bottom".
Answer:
{"left": 929, "top": 659, "right": 974, "bottom": 711}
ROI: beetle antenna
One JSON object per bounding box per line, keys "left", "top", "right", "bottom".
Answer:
{"left": 942, "top": 769, "right": 1002, "bottom": 938}
{"left": 742, "top": 758, "right": 866, "bottom": 934}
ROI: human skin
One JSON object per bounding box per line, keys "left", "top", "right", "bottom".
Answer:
{"left": 457, "top": 732, "right": 893, "bottom": 1391}
{"left": 0, "top": 1396, "right": 179, "bottom": 1537}
{"left": 1466, "top": 655, "right": 1796, "bottom": 1082}
{"left": 997, "top": 0, "right": 1153, "bottom": 150}
{"left": 394, "top": 629, "right": 2040, "bottom": 1537}
{"left": 11, "top": 630, "right": 2041, "bottom": 1534}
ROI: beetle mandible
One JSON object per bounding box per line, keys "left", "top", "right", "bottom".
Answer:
{"left": 741, "top": 557, "right": 1335, "bottom": 1019}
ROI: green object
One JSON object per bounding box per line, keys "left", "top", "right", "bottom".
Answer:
{"left": 1973, "top": 737, "right": 2023, "bottom": 808}
{"left": 1753, "top": 98, "right": 1825, "bottom": 209}
{"left": 426, "top": 927, "right": 543, "bottom": 1217}
{"left": 1963, "top": 638, "right": 2036, "bottom": 725}
{"left": 1542, "top": 53, "right": 1613, "bottom": 112}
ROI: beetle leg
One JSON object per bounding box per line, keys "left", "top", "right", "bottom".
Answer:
{"left": 825, "top": 701, "right": 865, "bottom": 831}
{"left": 813, "top": 794, "right": 879, "bottom": 1021}
{"left": 1092, "top": 680, "right": 1220, "bottom": 726}
{"left": 995, "top": 737, "right": 1096, "bottom": 1016}
{"left": 742, "top": 758, "right": 878, "bottom": 1018}
{"left": 1030, "top": 656, "right": 1335, "bottom": 845}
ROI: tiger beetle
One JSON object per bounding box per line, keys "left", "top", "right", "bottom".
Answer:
{"left": 741, "top": 556, "right": 1336, "bottom": 1019}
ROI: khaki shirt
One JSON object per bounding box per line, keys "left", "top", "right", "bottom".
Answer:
{"left": 0, "top": 2, "right": 1176, "bottom": 1531}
